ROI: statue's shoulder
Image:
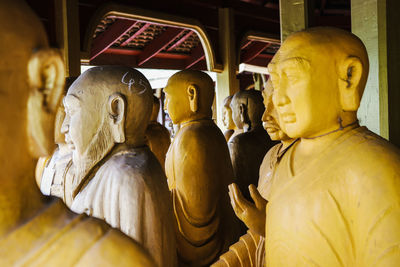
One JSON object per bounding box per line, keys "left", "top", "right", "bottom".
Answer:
{"left": 98, "top": 147, "right": 163, "bottom": 185}
{"left": 335, "top": 127, "right": 400, "bottom": 191}
{"left": 345, "top": 127, "right": 400, "bottom": 167}
{"left": 178, "top": 121, "right": 223, "bottom": 143}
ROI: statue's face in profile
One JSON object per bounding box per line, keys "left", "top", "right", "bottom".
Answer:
{"left": 230, "top": 99, "right": 243, "bottom": 130}
{"left": 268, "top": 35, "right": 340, "bottom": 139}
{"left": 262, "top": 80, "right": 288, "bottom": 141}
{"left": 164, "top": 78, "right": 189, "bottom": 124}
{"left": 222, "top": 106, "right": 234, "bottom": 129}
{"left": 61, "top": 77, "right": 103, "bottom": 162}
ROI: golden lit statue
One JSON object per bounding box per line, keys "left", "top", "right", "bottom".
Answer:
{"left": 145, "top": 96, "right": 171, "bottom": 169}
{"left": 59, "top": 66, "right": 176, "bottom": 267}
{"left": 263, "top": 27, "right": 400, "bottom": 266}
{"left": 164, "top": 70, "right": 240, "bottom": 266}
{"left": 228, "top": 89, "right": 277, "bottom": 200}
{"left": 0, "top": 0, "right": 155, "bottom": 266}
{"left": 213, "top": 80, "right": 295, "bottom": 267}
{"left": 222, "top": 95, "right": 242, "bottom": 142}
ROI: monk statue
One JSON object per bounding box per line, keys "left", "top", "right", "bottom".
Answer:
{"left": 56, "top": 66, "right": 176, "bottom": 267}
{"left": 145, "top": 96, "right": 171, "bottom": 169}
{"left": 222, "top": 95, "right": 242, "bottom": 142}
{"left": 0, "top": 0, "right": 155, "bottom": 266}
{"left": 263, "top": 27, "right": 400, "bottom": 266}
{"left": 164, "top": 70, "right": 240, "bottom": 266}
{"left": 213, "top": 80, "right": 295, "bottom": 267}
{"left": 228, "top": 89, "right": 277, "bottom": 200}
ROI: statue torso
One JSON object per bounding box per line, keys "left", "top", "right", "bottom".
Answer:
{"left": 229, "top": 127, "right": 278, "bottom": 200}
{"left": 70, "top": 146, "right": 177, "bottom": 267}
{"left": 165, "top": 119, "right": 240, "bottom": 266}
{"left": 266, "top": 126, "right": 400, "bottom": 267}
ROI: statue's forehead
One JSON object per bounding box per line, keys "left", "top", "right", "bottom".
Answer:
{"left": 67, "top": 73, "right": 92, "bottom": 96}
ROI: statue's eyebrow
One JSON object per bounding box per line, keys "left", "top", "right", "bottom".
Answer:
{"left": 63, "top": 94, "right": 80, "bottom": 107}
{"left": 280, "top": 57, "right": 310, "bottom": 69}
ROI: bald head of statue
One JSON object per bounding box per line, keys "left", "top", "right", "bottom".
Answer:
{"left": 164, "top": 70, "right": 214, "bottom": 124}
{"left": 268, "top": 27, "right": 369, "bottom": 139}
{"left": 61, "top": 66, "right": 153, "bottom": 168}
{"left": 231, "top": 89, "right": 265, "bottom": 132}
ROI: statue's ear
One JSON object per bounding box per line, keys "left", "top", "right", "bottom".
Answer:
{"left": 28, "top": 48, "right": 65, "bottom": 113}
{"left": 239, "top": 103, "right": 247, "bottom": 123}
{"left": 187, "top": 84, "right": 198, "bottom": 112}
{"left": 27, "top": 48, "right": 65, "bottom": 157}
{"left": 338, "top": 56, "right": 363, "bottom": 112}
{"left": 107, "top": 93, "right": 126, "bottom": 143}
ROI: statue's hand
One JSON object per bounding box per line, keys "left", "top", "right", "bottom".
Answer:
{"left": 228, "top": 183, "right": 267, "bottom": 236}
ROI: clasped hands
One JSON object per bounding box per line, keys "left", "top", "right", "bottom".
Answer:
{"left": 228, "top": 183, "right": 267, "bottom": 237}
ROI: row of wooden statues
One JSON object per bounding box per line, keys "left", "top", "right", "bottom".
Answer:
{"left": 2, "top": 0, "right": 400, "bottom": 266}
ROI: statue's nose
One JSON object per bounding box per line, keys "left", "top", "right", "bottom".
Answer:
{"left": 60, "top": 116, "right": 69, "bottom": 134}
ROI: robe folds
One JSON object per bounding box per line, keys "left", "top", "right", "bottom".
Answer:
{"left": 266, "top": 126, "right": 400, "bottom": 267}
{"left": 166, "top": 119, "right": 240, "bottom": 266}
{"left": 0, "top": 200, "right": 155, "bottom": 267}
{"left": 70, "top": 146, "right": 177, "bottom": 267}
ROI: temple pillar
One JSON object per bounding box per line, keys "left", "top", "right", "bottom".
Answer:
{"left": 352, "top": 0, "right": 400, "bottom": 146}
{"left": 216, "top": 8, "right": 239, "bottom": 129}
{"left": 54, "top": 0, "right": 81, "bottom": 86}
{"left": 279, "top": 0, "right": 313, "bottom": 41}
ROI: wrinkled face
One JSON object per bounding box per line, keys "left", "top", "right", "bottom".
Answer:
{"left": 61, "top": 77, "right": 103, "bottom": 162}
{"left": 262, "top": 80, "right": 288, "bottom": 141}
{"left": 163, "top": 77, "right": 189, "bottom": 124}
{"left": 268, "top": 35, "right": 340, "bottom": 138}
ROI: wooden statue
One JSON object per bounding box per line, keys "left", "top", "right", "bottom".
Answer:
{"left": 145, "top": 95, "right": 171, "bottom": 170}
{"left": 58, "top": 66, "right": 177, "bottom": 267}
{"left": 0, "top": 1, "right": 155, "bottom": 266}
{"left": 228, "top": 89, "right": 277, "bottom": 200}
{"left": 222, "top": 95, "right": 242, "bottom": 142}
{"left": 264, "top": 27, "right": 400, "bottom": 266}
{"left": 164, "top": 70, "right": 240, "bottom": 266}
{"left": 213, "top": 80, "right": 295, "bottom": 267}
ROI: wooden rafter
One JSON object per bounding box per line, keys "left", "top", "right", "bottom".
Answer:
{"left": 185, "top": 44, "right": 205, "bottom": 69}
{"left": 167, "top": 31, "right": 193, "bottom": 51}
{"left": 137, "top": 27, "right": 185, "bottom": 66}
{"left": 120, "top": 23, "right": 151, "bottom": 47}
{"left": 241, "top": 41, "right": 270, "bottom": 63}
{"left": 241, "top": 39, "right": 253, "bottom": 49}
{"left": 90, "top": 19, "right": 139, "bottom": 60}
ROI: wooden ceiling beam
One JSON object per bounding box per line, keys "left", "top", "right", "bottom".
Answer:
{"left": 90, "top": 19, "right": 139, "bottom": 60}
{"left": 241, "top": 39, "right": 253, "bottom": 49}
{"left": 120, "top": 22, "right": 151, "bottom": 47}
{"left": 185, "top": 44, "right": 205, "bottom": 69}
{"left": 102, "top": 47, "right": 191, "bottom": 60}
{"left": 240, "top": 41, "right": 270, "bottom": 63}
{"left": 167, "top": 31, "right": 193, "bottom": 51}
{"left": 137, "top": 27, "right": 185, "bottom": 66}
{"left": 91, "top": 52, "right": 187, "bottom": 70}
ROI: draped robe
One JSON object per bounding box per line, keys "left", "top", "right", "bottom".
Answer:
{"left": 266, "top": 126, "right": 400, "bottom": 266}
{"left": 165, "top": 119, "right": 240, "bottom": 266}
{"left": 70, "top": 146, "right": 177, "bottom": 267}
